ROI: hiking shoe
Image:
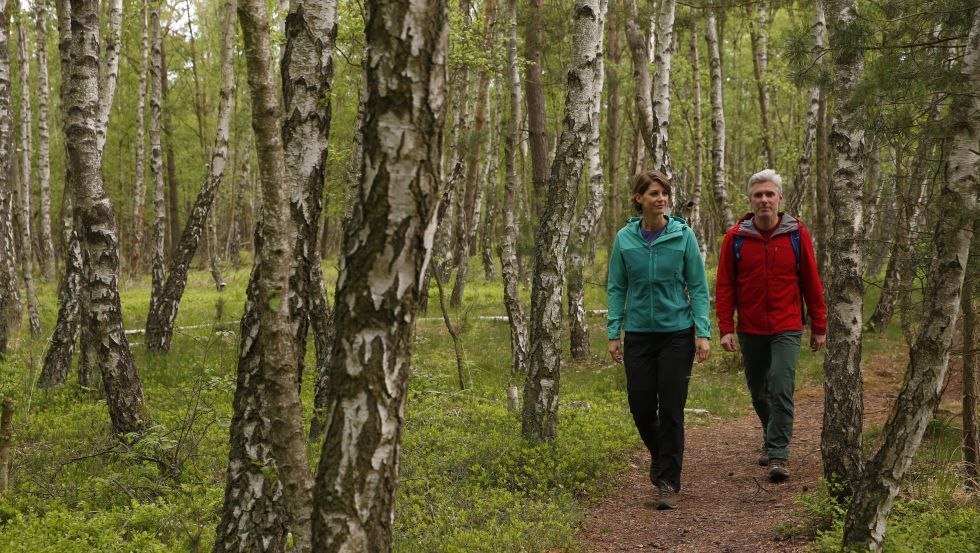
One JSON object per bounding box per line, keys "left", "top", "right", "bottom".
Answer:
{"left": 757, "top": 447, "right": 770, "bottom": 467}
{"left": 655, "top": 482, "right": 678, "bottom": 510}
{"left": 768, "top": 459, "right": 789, "bottom": 483}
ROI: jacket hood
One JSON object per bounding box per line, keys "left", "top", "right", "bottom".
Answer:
{"left": 626, "top": 215, "right": 689, "bottom": 236}
{"left": 734, "top": 212, "right": 799, "bottom": 238}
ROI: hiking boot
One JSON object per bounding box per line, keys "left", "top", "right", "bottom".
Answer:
{"left": 768, "top": 458, "right": 789, "bottom": 483}
{"left": 757, "top": 447, "right": 770, "bottom": 467}
{"left": 655, "top": 482, "right": 678, "bottom": 510}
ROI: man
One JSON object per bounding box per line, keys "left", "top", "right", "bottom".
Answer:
{"left": 715, "top": 169, "right": 827, "bottom": 483}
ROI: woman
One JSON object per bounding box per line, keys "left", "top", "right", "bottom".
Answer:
{"left": 607, "top": 170, "right": 711, "bottom": 510}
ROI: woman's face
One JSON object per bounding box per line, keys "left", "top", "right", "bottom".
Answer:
{"left": 634, "top": 182, "right": 669, "bottom": 217}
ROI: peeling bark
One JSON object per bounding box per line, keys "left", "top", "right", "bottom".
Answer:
{"left": 842, "top": 13, "right": 979, "bottom": 546}
{"left": 214, "top": 0, "right": 314, "bottom": 549}
{"left": 130, "top": 0, "right": 148, "bottom": 275}
{"left": 14, "top": 15, "right": 39, "bottom": 336}
{"left": 787, "top": 0, "right": 825, "bottom": 217}
{"left": 34, "top": 0, "right": 55, "bottom": 280}
{"left": 145, "top": 0, "right": 238, "bottom": 352}
{"left": 62, "top": 0, "right": 146, "bottom": 435}
{"left": 499, "top": 0, "right": 528, "bottom": 377}
{"left": 310, "top": 0, "right": 448, "bottom": 549}
{"left": 148, "top": 6, "right": 166, "bottom": 317}
{"left": 705, "top": 10, "right": 734, "bottom": 231}
{"left": 522, "top": 0, "right": 606, "bottom": 442}
{"left": 821, "top": 0, "right": 868, "bottom": 497}
{"left": 0, "top": 0, "right": 19, "bottom": 356}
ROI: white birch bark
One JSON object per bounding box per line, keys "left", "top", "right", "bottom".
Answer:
{"left": 148, "top": 6, "right": 165, "bottom": 308}
{"left": 145, "top": 0, "right": 239, "bottom": 353}
{"left": 788, "top": 0, "right": 826, "bottom": 218}
{"left": 214, "top": 0, "right": 313, "bottom": 549}
{"left": 14, "top": 15, "right": 39, "bottom": 336}
{"left": 624, "top": 0, "right": 655, "bottom": 169}
{"left": 62, "top": 0, "right": 146, "bottom": 435}
{"left": 310, "top": 0, "right": 449, "bottom": 549}
{"left": 705, "top": 10, "right": 734, "bottom": 230}
{"left": 748, "top": 2, "right": 774, "bottom": 168}
{"left": 95, "top": 0, "right": 121, "bottom": 154}
{"left": 688, "top": 20, "right": 705, "bottom": 259}
{"left": 499, "top": 0, "right": 528, "bottom": 377}
{"left": 522, "top": 0, "right": 607, "bottom": 442}
{"left": 130, "top": 0, "right": 148, "bottom": 275}
{"left": 650, "top": 0, "right": 675, "bottom": 175}
{"left": 820, "top": 0, "right": 868, "bottom": 495}
{"left": 34, "top": 0, "right": 55, "bottom": 280}
{"left": 0, "top": 0, "right": 20, "bottom": 354}
{"left": 842, "top": 13, "right": 980, "bottom": 548}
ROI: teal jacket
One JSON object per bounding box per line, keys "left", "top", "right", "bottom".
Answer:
{"left": 607, "top": 216, "right": 711, "bottom": 340}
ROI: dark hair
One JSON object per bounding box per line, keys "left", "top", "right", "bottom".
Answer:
{"left": 631, "top": 170, "right": 672, "bottom": 213}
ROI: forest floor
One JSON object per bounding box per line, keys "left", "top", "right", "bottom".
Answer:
{"left": 577, "top": 347, "right": 915, "bottom": 553}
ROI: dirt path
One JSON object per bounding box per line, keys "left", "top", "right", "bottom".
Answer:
{"left": 578, "top": 384, "right": 897, "bottom": 552}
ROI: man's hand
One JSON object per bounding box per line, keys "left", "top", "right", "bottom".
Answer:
{"left": 608, "top": 339, "right": 623, "bottom": 364}
{"left": 721, "top": 333, "right": 738, "bottom": 352}
{"left": 811, "top": 333, "right": 826, "bottom": 352}
{"left": 695, "top": 337, "right": 710, "bottom": 363}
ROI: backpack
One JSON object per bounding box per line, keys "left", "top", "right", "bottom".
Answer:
{"left": 732, "top": 228, "right": 808, "bottom": 324}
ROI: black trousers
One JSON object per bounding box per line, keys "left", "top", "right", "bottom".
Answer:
{"left": 623, "top": 328, "right": 695, "bottom": 491}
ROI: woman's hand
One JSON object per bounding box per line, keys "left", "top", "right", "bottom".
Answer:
{"left": 608, "top": 339, "right": 623, "bottom": 364}
{"left": 695, "top": 337, "right": 710, "bottom": 363}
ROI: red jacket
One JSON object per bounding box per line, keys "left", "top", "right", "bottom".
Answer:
{"left": 715, "top": 213, "right": 827, "bottom": 336}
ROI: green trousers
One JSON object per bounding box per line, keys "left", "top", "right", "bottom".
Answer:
{"left": 738, "top": 331, "right": 802, "bottom": 461}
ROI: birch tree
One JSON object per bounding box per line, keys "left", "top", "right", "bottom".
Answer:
{"left": 841, "top": 13, "right": 979, "bottom": 547}
{"left": 0, "top": 0, "right": 19, "bottom": 356}
{"left": 650, "top": 0, "right": 675, "bottom": 175}
{"left": 522, "top": 0, "right": 606, "bottom": 442}
{"left": 144, "top": 0, "right": 239, "bottom": 352}
{"left": 687, "top": 20, "right": 706, "bottom": 252}
{"left": 214, "top": 0, "right": 315, "bottom": 548}
{"left": 820, "top": 0, "right": 869, "bottom": 496}
{"left": 34, "top": 0, "right": 54, "bottom": 280}
{"left": 787, "top": 0, "right": 825, "bottom": 217}
{"left": 499, "top": 0, "right": 528, "bottom": 377}
{"left": 148, "top": 5, "right": 165, "bottom": 313}
{"left": 310, "top": 0, "right": 449, "bottom": 548}
{"left": 747, "top": 1, "right": 774, "bottom": 168}
{"left": 525, "top": 0, "right": 549, "bottom": 214}
{"left": 61, "top": 0, "right": 146, "bottom": 435}
{"left": 705, "top": 9, "right": 734, "bottom": 231}
{"left": 14, "top": 14, "right": 39, "bottom": 336}
{"left": 129, "top": 0, "right": 148, "bottom": 274}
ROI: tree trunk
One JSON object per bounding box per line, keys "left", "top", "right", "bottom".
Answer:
{"left": 842, "top": 15, "right": 979, "bottom": 547}
{"left": 480, "top": 97, "right": 499, "bottom": 283}
{"left": 499, "top": 0, "right": 528, "bottom": 378}
{"left": 624, "top": 0, "right": 655, "bottom": 170}
{"left": 0, "top": 0, "right": 19, "bottom": 356}
{"left": 130, "top": 0, "right": 149, "bottom": 276}
{"left": 820, "top": 0, "right": 868, "bottom": 498}
{"left": 62, "top": 0, "right": 146, "bottom": 436}
{"left": 687, "top": 20, "right": 706, "bottom": 258}
{"left": 815, "top": 89, "right": 831, "bottom": 274}
{"left": 787, "top": 0, "right": 825, "bottom": 217}
{"left": 522, "top": 0, "right": 606, "bottom": 442}
{"left": 14, "top": 16, "right": 39, "bottom": 336}
{"left": 525, "top": 0, "right": 549, "bottom": 216}
{"left": 95, "top": 0, "right": 121, "bottom": 155}
{"left": 568, "top": 22, "right": 606, "bottom": 360}
{"left": 605, "top": 0, "right": 622, "bottom": 240}
{"left": 161, "top": 38, "right": 182, "bottom": 254}
{"left": 963, "top": 220, "right": 979, "bottom": 489}
{"left": 280, "top": 0, "right": 338, "bottom": 445}
{"left": 650, "top": 0, "right": 676, "bottom": 175}
{"left": 310, "top": 0, "right": 448, "bottom": 549}
{"left": 148, "top": 6, "right": 166, "bottom": 315}
{"left": 38, "top": 0, "right": 79, "bottom": 387}
{"left": 33, "top": 1, "right": 55, "bottom": 280}
{"left": 705, "top": 10, "right": 734, "bottom": 231}
{"left": 214, "top": 0, "right": 314, "bottom": 549}
{"left": 747, "top": 1, "right": 774, "bottom": 168}
{"left": 145, "top": 0, "right": 237, "bottom": 352}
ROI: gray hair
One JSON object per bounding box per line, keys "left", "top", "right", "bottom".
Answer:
{"left": 747, "top": 169, "right": 783, "bottom": 195}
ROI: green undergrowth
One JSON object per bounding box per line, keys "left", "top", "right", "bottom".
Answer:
{"left": 781, "top": 388, "right": 980, "bottom": 552}
{"left": 0, "top": 257, "right": 781, "bottom": 551}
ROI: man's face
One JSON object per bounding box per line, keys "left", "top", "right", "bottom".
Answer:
{"left": 749, "top": 180, "right": 783, "bottom": 219}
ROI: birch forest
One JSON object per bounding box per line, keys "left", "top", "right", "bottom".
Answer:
{"left": 0, "top": 0, "right": 977, "bottom": 551}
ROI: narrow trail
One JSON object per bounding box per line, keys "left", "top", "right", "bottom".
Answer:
{"left": 578, "top": 380, "right": 898, "bottom": 552}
